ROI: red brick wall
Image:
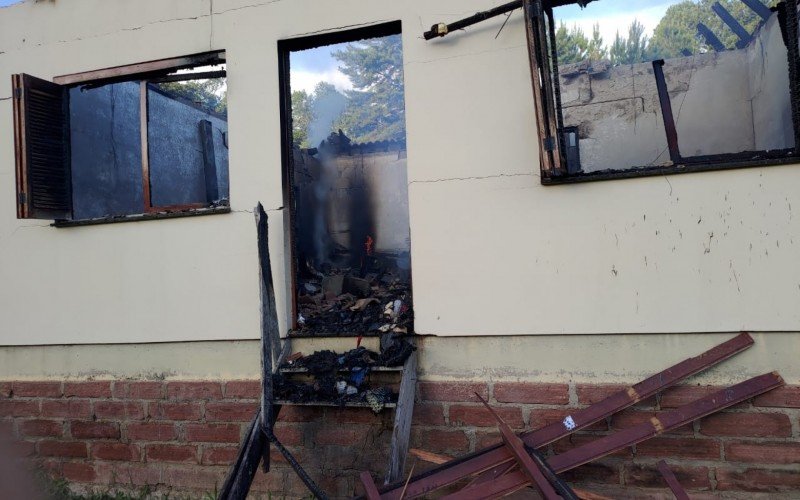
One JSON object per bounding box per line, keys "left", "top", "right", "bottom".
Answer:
{"left": 1, "top": 379, "right": 798, "bottom": 498}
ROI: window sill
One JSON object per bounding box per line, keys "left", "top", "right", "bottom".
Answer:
{"left": 52, "top": 206, "right": 231, "bottom": 228}
{"left": 541, "top": 152, "right": 799, "bottom": 185}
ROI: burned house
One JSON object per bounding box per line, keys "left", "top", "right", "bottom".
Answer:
{"left": 1, "top": 0, "right": 800, "bottom": 498}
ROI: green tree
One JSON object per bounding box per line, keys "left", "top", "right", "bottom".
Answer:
{"left": 332, "top": 34, "right": 406, "bottom": 143}
{"left": 609, "top": 19, "right": 655, "bottom": 65}
{"left": 555, "top": 22, "right": 590, "bottom": 64}
{"left": 587, "top": 23, "right": 606, "bottom": 61}
{"left": 291, "top": 90, "right": 312, "bottom": 148}
{"left": 650, "top": 0, "right": 779, "bottom": 59}
{"left": 156, "top": 78, "right": 227, "bottom": 114}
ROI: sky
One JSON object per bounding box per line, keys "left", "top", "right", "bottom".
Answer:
{"left": 555, "top": 0, "right": 678, "bottom": 46}
{"left": 290, "top": 43, "right": 354, "bottom": 95}
{"left": 0, "top": 0, "right": 22, "bottom": 7}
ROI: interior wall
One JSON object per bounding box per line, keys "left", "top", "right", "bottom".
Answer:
{"left": 0, "top": 0, "right": 799, "bottom": 345}
{"left": 560, "top": 14, "right": 791, "bottom": 172}
{"left": 70, "top": 82, "right": 143, "bottom": 220}
{"left": 749, "top": 14, "right": 795, "bottom": 151}
{"left": 147, "top": 87, "right": 229, "bottom": 207}
{"left": 69, "top": 81, "right": 229, "bottom": 219}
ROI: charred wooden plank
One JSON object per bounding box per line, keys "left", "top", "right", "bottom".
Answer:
{"left": 361, "top": 471, "right": 382, "bottom": 500}
{"left": 386, "top": 350, "right": 418, "bottom": 484}
{"left": 444, "top": 372, "right": 784, "bottom": 500}
{"left": 377, "top": 333, "right": 753, "bottom": 499}
{"left": 475, "top": 393, "right": 561, "bottom": 500}
{"left": 255, "top": 203, "right": 281, "bottom": 471}
{"left": 657, "top": 460, "right": 690, "bottom": 500}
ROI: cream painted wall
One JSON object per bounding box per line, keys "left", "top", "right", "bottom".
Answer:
{"left": 0, "top": 0, "right": 799, "bottom": 345}
{"left": 2, "top": 333, "right": 798, "bottom": 384}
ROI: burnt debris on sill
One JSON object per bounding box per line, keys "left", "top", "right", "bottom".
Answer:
{"left": 293, "top": 261, "right": 413, "bottom": 337}
{"left": 274, "top": 336, "right": 415, "bottom": 412}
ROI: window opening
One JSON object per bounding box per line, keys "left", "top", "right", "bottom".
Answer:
{"left": 279, "top": 22, "right": 413, "bottom": 337}
{"left": 13, "top": 51, "right": 228, "bottom": 222}
{"left": 421, "top": 0, "right": 800, "bottom": 182}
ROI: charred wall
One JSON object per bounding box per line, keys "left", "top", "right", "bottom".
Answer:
{"left": 559, "top": 13, "right": 793, "bottom": 173}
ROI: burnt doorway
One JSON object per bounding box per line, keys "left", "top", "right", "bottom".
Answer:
{"left": 278, "top": 22, "right": 412, "bottom": 336}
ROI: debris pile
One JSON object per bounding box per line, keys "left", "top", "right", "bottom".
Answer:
{"left": 273, "top": 339, "right": 415, "bottom": 412}
{"left": 295, "top": 263, "right": 413, "bottom": 336}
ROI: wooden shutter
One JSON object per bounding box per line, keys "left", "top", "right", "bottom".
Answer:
{"left": 12, "top": 74, "right": 72, "bottom": 219}
{"left": 523, "top": 0, "right": 564, "bottom": 179}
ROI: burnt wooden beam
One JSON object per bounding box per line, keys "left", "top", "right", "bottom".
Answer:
{"left": 652, "top": 60, "right": 682, "bottom": 164}
{"left": 475, "top": 394, "right": 562, "bottom": 500}
{"left": 149, "top": 70, "right": 226, "bottom": 84}
{"left": 740, "top": 0, "right": 773, "bottom": 22}
{"left": 421, "top": 0, "right": 601, "bottom": 39}
{"left": 361, "top": 472, "right": 383, "bottom": 500}
{"left": 423, "top": 0, "right": 521, "bottom": 39}
{"left": 657, "top": 460, "right": 690, "bottom": 500}
{"left": 376, "top": 333, "right": 754, "bottom": 499}
{"left": 444, "top": 372, "right": 785, "bottom": 500}
{"left": 712, "top": 2, "right": 753, "bottom": 48}
{"left": 697, "top": 22, "right": 727, "bottom": 51}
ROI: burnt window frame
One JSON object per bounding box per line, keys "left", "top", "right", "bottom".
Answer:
{"left": 12, "top": 50, "right": 230, "bottom": 226}
{"left": 277, "top": 20, "right": 405, "bottom": 336}
{"left": 526, "top": 0, "right": 800, "bottom": 184}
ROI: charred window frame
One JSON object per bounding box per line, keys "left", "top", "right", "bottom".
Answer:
{"left": 12, "top": 50, "right": 229, "bottom": 225}
{"left": 526, "top": 0, "right": 800, "bottom": 184}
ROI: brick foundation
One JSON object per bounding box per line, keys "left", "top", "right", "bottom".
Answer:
{"left": 1, "top": 379, "right": 799, "bottom": 498}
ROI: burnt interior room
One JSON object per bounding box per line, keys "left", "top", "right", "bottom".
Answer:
{"left": 280, "top": 22, "right": 413, "bottom": 336}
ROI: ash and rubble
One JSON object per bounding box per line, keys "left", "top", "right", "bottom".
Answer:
{"left": 292, "top": 130, "right": 413, "bottom": 336}
{"left": 274, "top": 337, "right": 415, "bottom": 412}
{"left": 295, "top": 262, "right": 413, "bottom": 336}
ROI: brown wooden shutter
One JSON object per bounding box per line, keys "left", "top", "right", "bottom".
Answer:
{"left": 12, "top": 74, "right": 72, "bottom": 220}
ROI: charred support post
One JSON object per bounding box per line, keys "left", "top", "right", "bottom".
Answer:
{"left": 652, "top": 60, "right": 682, "bottom": 165}
{"left": 740, "top": 0, "right": 774, "bottom": 22}
{"left": 697, "top": 23, "right": 727, "bottom": 51}
{"left": 712, "top": 2, "right": 753, "bottom": 48}
{"left": 657, "top": 460, "right": 690, "bottom": 500}
{"left": 255, "top": 203, "right": 280, "bottom": 471}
